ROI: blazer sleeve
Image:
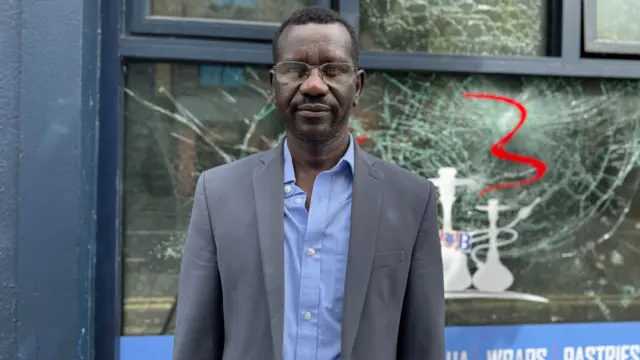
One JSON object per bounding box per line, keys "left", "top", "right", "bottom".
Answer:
{"left": 173, "top": 172, "right": 224, "bottom": 360}
{"left": 397, "top": 180, "right": 445, "bottom": 360}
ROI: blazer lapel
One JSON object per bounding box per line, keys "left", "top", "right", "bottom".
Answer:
{"left": 342, "top": 144, "right": 384, "bottom": 359}
{"left": 253, "top": 143, "right": 285, "bottom": 360}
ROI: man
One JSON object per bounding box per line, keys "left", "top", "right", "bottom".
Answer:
{"left": 173, "top": 7, "right": 444, "bottom": 360}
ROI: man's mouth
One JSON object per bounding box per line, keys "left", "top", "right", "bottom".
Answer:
{"left": 296, "top": 104, "right": 331, "bottom": 118}
{"left": 297, "top": 104, "right": 331, "bottom": 112}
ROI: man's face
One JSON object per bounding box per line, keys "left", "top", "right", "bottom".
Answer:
{"left": 270, "top": 23, "right": 365, "bottom": 143}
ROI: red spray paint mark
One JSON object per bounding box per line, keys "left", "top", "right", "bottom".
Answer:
{"left": 355, "top": 93, "right": 547, "bottom": 196}
{"left": 462, "top": 93, "right": 547, "bottom": 196}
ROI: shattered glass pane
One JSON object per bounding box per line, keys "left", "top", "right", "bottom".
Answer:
{"left": 122, "top": 62, "right": 640, "bottom": 336}
{"left": 150, "top": 0, "right": 315, "bottom": 22}
{"left": 596, "top": 0, "right": 640, "bottom": 41}
{"left": 360, "top": 0, "right": 548, "bottom": 55}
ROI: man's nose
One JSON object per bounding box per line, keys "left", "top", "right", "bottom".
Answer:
{"left": 300, "top": 68, "right": 329, "bottom": 96}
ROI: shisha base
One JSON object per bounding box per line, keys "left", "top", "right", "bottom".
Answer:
{"left": 472, "top": 258, "right": 514, "bottom": 293}
{"left": 442, "top": 248, "right": 473, "bottom": 292}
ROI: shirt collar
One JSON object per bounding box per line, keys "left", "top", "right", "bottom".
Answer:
{"left": 284, "top": 134, "right": 356, "bottom": 184}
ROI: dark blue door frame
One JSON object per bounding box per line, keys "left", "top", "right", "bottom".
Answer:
{"left": 95, "top": 0, "right": 124, "bottom": 358}
{"left": 0, "top": 0, "right": 100, "bottom": 358}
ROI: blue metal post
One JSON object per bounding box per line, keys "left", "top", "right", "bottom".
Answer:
{"left": 0, "top": 0, "right": 100, "bottom": 358}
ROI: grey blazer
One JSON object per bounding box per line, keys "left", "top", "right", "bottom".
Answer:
{"left": 173, "top": 141, "right": 445, "bottom": 360}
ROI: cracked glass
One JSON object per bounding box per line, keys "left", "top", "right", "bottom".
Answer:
{"left": 150, "top": 0, "right": 315, "bottom": 22}
{"left": 122, "top": 62, "right": 640, "bottom": 335}
{"left": 359, "top": 0, "right": 548, "bottom": 56}
{"left": 596, "top": 0, "right": 640, "bottom": 42}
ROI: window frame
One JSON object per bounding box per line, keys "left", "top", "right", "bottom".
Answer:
{"left": 583, "top": 0, "right": 640, "bottom": 55}
{"left": 127, "top": 0, "right": 332, "bottom": 40}
{"left": 120, "top": 0, "right": 640, "bottom": 79}
{"left": 120, "top": 35, "right": 640, "bottom": 79}
{"left": 95, "top": 0, "right": 124, "bottom": 360}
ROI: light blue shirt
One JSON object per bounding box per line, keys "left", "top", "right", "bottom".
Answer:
{"left": 282, "top": 135, "right": 355, "bottom": 360}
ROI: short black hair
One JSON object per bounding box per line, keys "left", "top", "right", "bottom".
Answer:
{"left": 272, "top": 7, "right": 359, "bottom": 64}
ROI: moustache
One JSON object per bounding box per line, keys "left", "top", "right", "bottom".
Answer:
{"left": 292, "top": 98, "right": 335, "bottom": 112}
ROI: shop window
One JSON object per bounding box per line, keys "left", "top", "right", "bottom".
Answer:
{"left": 199, "top": 65, "right": 246, "bottom": 87}
{"left": 595, "top": 0, "right": 640, "bottom": 42}
{"left": 359, "top": 0, "right": 548, "bottom": 56}
{"left": 150, "top": 0, "right": 315, "bottom": 22}
{"left": 122, "top": 61, "right": 640, "bottom": 336}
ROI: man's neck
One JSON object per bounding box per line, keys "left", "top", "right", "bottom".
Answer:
{"left": 286, "top": 131, "right": 350, "bottom": 173}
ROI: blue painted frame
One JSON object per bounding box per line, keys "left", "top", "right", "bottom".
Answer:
{"left": 120, "top": 35, "right": 640, "bottom": 79}
{"left": 0, "top": 0, "right": 99, "bottom": 358}
{"left": 337, "top": 0, "right": 359, "bottom": 39}
{"left": 94, "top": 0, "right": 124, "bottom": 358}
{"left": 0, "top": 0, "right": 21, "bottom": 354}
{"left": 94, "top": 0, "right": 640, "bottom": 358}
{"left": 119, "top": 0, "right": 640, "bottom": 79}
{"left": 127, "top": 0, "right": 332, "bottom": 40}
{"left": 561, "top": 0, "right": 582, "bottom": 62}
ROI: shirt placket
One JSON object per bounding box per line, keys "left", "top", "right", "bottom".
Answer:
{"left": 295, "top": 172, "right": 332, "bottom": 359}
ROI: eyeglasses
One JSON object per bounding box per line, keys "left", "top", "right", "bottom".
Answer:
{"left": 272, "top": 61, "right": 358, "bottom": 86}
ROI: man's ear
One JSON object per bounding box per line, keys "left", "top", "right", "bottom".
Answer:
{"left": 353, "top": 69, "right": 366, "bottom": 107}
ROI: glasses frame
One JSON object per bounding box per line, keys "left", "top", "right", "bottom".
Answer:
{"left": 272, "top": 61, "right": 360, "bottom": 85}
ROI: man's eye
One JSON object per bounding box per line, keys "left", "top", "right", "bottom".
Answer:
{"left": 324, "top": 67, "right": 341, "bottom": 75}
{"left": 288, "top": 67, "right": 307, "bottom": 77}
{"left": 324, "top": 65, "right": 349, "bottom": 77}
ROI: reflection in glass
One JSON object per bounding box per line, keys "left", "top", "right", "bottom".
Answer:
{"left": 122, "top": 62, "right": 640, "bottom": 336}
{"left": 596, "top": 0, "right": 640, "bottom": 41}
{"left": 150, "top": 0, "right": 315, "bottom": 23}
{"left": 359, "top": 0, "right": 547, "bottom": 56}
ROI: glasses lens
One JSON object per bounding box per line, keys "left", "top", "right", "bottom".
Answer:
{"left": 322, "top": 63, "right": 355, "bottom": 85}
{"left": 275, "top": 62, "right": 308, "bottom": 84}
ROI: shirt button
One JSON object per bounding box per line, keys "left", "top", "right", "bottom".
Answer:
{"left": 284, "top": 185, "right": 292, "bottom": 194}
{"left": 294, "top": 198, "right": 303, "bottom": 204}
{"left": 304, "top": 312, "right": 312, "bottom": 320}
{"left": 307, "top": 248, "right": 315, "bottom": 256}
